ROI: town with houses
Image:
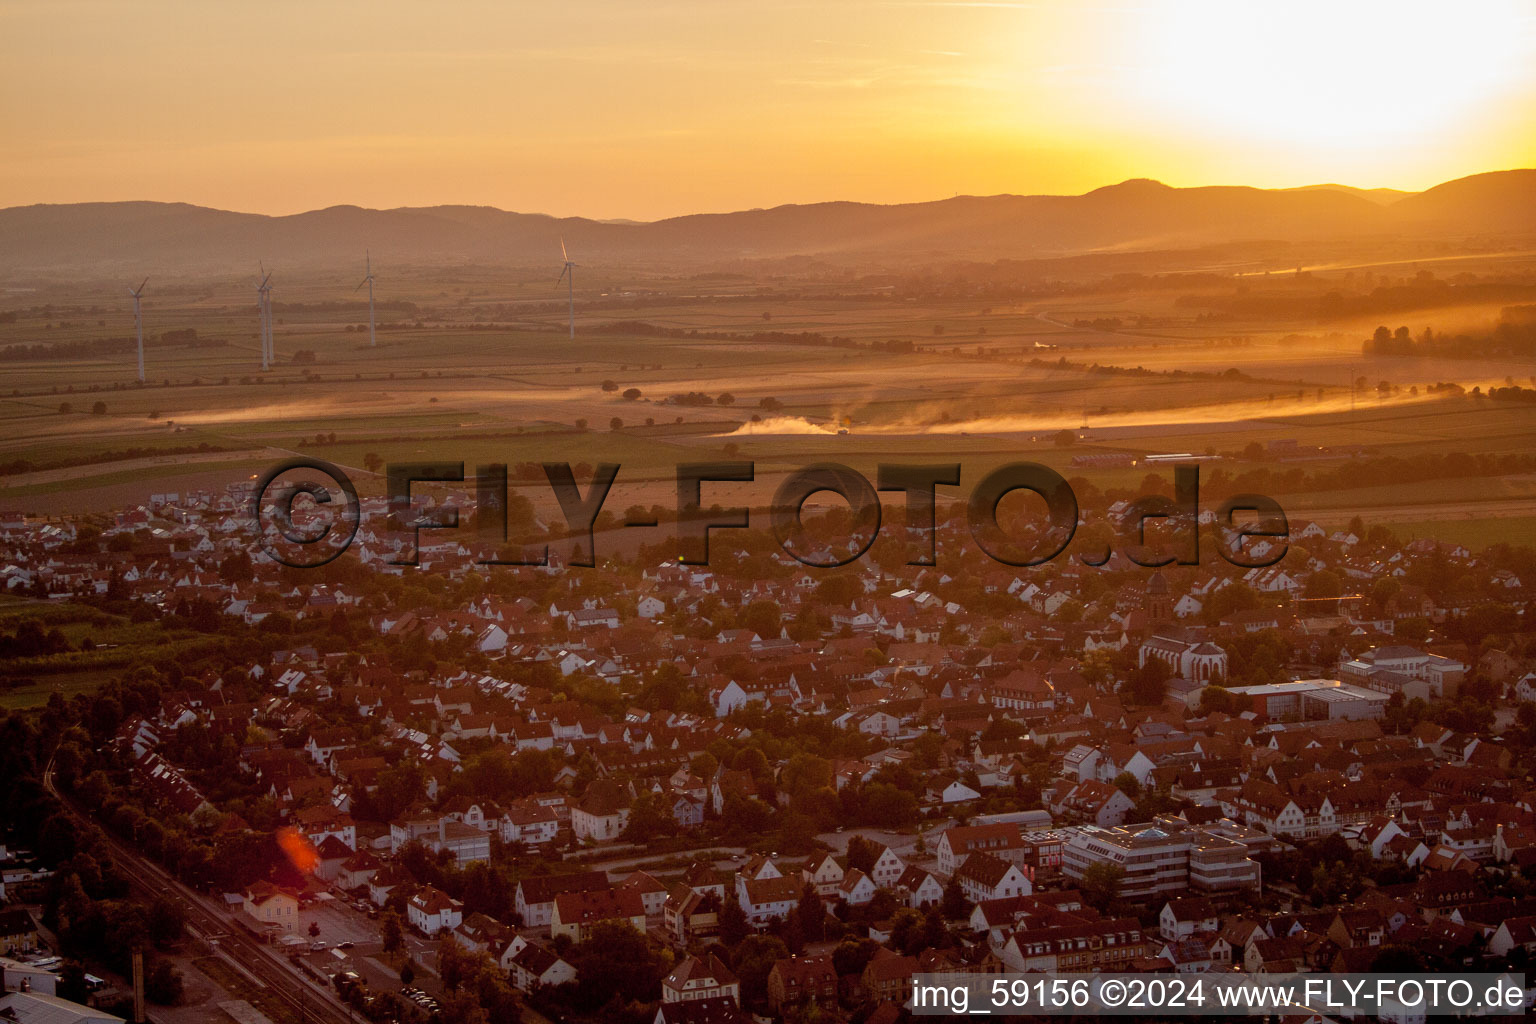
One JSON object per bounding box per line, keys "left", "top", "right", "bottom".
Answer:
{"left": 3, "top": 478, "right": 1536, "bottom": 1024}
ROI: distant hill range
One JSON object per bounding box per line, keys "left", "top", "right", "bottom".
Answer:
{"left": 1, "top": 169, "right": 1531, "bottom": 273}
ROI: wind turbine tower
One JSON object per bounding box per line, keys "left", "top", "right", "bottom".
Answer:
{"left": 257, "top": 266, "right": 273, "bottom": 371}
{"left": 356, "top": 252, "right": 377, "bottom": 347}
{"left": 128, "top": 278, "right": 148, "bottom": 383}
{"left": 556, "top": 239, "right": 576, "bottom": 339}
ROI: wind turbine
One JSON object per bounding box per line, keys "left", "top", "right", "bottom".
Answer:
{"left": 355, "top": 251, "right": 377, "bottom": 347}
{"left": 256, "top": 265, "right": 273, "bottom": 371}
{"left": 555, "top": 238, "right": 576, "bottom": 339}
{"left": 128, "top": 278, "right": 148, "bottom": 383}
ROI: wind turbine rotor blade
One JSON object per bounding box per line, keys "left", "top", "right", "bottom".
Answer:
{"left": 561, "top": 237, "right": 569, "bottom": 263}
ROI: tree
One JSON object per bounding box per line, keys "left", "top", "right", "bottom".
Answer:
{"left": 1305, "top": 570, "right": 1343, "bottom": 600}
{"left": 718, "top": 392, "right": 735, "bottom": 406}
{"left": 1201, "top": 582, "right": 1260, "bottom": 622}
{"left": 919, "top": 904, "right": 950, "bottom": 950}
{"left": 734, "top": 935, "right": 790, "bottom": 1012}
{"left": 1112, "top": 771, "right": 1141, "bottom": 799}
{"left": 741, "top": 600, "right": 782, "bottom": 640}
{"left": 76, "top": 770, "right": 111, "bottom": 810}
{"left": 798, "top": 883, "right": 825, "bottom": 943}
{"left": 439, "top": 990, "right": 490, "bottom": 1024}
{"left": 400, "top": 959, "right": 416, "bottom": 987}
{"left": 381, "top": 908, "right": 404, "bottom": 955}
{"left": 940, "top": 879, "right": 969, "bottom": 920}
{"left": 1122, "top": 656, "right": 1171, "bottom": 707}
{"left": 308, "top": 920, "right": 321, "bottom": 938}
{"left": 845, "top": 835, "right": 878, "bottom": 874}
{"left": 865, "top": 888, "right": 899, "bottom": 923}
{"left": 1081, "top": 861, "right": 1124, "bottom": 913}
{"left": 148, "top": 896, "right": 185, "bottom": 945}
{"left": 722, "top": 795, "right": 774, "bottom": 834}
{"left": 781, "top": 907, "right": 805, "bottom": 953}
{"left": 609, "top": 416, "right": 623, "bottom": 431}
{"left": 439, "top": 935, "right": 477, "bottom": 992}
{"left": 911, "top": 732, "right": 945, "bottom": 770}
{"left": 569, "top": 921, "right": 667, "bottom": 1008}
{"left": 92, "top": 401, "right": 107, "bottom": 415}
{"left": 57, "top": 963, "right": 89, "bottom": 1004}
{"left": 1053, "top": 429, "right": 1076, "bottom": 446}
{"left": 1371, "top": 577, "right": 1401, "bottom": 608}
{"left": 781, "top": 753, "right": 831, "bottom": 798}
{"left": 831, "top": 937, "right": 879, "bottom": 977}
{"left": 145, "top": 959, "right": 184, "bottom": 1005}
{"left": 859, "top": 782, "right": 919, "bottom": 828}
{"left": 731, "top": 746, "right": 770, "bottom": 781}
{"left": 601, "top": 380, "right": 618, "bottom": 392}
{"left": 364, "top": 452, "right": 384, "bottom": 473}
{"left": 371, "top": 764, "right": 426, "bottom": 823}
{"left": 889, "top": 908, "right": 924, "bottom": 954}
{"left": 623, "top": 388, "right": 642, "bottom": 400}
{"left": 622, "top": 790, "right": 675, "bottom": 843}
{"left": 719, "top": 897, "right": 750, "bottom": 947}
{"left": 1198, "top": 685, "right": 1243, "bottom": 716}
{"left": 472, "top": 970, "right": 522, "bottom": 1024}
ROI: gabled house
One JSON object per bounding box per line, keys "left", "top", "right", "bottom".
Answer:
{"left": 1159, "top": 898, "right": 1218, "bottom": 942}
{"left": 662, "top": 953, "right": 740, "bottom": 1004}
{"left": 551, "top": 887, "right": 646, "bottom": 942}
{"left": 241, "top": 882, "right": 299, "bottom": 934}
{"left": 408, "top": 886, "right": 464, "bottom": 936}
{"left": 953, "top": 851, "right": 1033, "bottom": 903}
{"left": 895, "top": 865, "right": 944, "bottom": 909}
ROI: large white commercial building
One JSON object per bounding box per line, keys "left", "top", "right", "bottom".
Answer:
{"left": 1219, "top": 678, "right": 1388, "bottom": 722}
{"left": 1060, "top": 821, "right": 1261, "bottom": 901}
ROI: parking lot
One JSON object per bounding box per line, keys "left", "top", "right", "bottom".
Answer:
{"left": 817, "top": 819, "right": 953, "bottom": 872}
{"left": 295, "top": 892, "right": 384, "bottom": 948}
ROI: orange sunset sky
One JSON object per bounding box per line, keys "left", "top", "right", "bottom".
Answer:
{"left": 2, "top": 0, "right": 1533, "bottom": 220}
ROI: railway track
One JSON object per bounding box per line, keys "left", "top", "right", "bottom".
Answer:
{"left": 44, "top": 756, "right": 355, "bottom": 1024}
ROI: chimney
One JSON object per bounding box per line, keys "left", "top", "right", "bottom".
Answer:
{"left": 132, "top": 950, "right": 145, "bottom": 1024}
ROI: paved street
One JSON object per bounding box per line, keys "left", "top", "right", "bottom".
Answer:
{"left": 817, "top": 819, "right": 953, "bottom": 873}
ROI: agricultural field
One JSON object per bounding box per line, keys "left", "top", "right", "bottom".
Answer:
{"left": 0, "top": 595, "right": 239, "bottom": 708}
{"left": 3, "top": 253, "right": 1535, "bottom": 540}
